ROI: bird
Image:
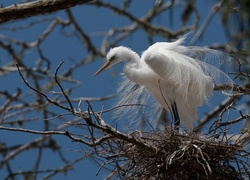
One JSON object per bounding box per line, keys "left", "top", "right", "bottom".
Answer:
{"left": 94, "top": 35, "right": 233, "bottom": 129}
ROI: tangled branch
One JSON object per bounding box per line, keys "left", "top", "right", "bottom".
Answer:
{"left": 12, "top": 61, "right": 250, "bottom": 179}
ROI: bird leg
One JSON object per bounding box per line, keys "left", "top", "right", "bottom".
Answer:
{"left": 157, "top": 79, "right": 180, "bottom": 130}
{"left": 171, "top": 102, "right": 180, "bottom": 131}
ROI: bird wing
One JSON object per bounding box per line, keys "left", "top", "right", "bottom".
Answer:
{"left": 142, "top": 45, "right": 208, "bottom": 128}
{"left": 143, "top": 42, "right": 234, "bottom": 101}
{"left": 143, "top": 42, "right": 214, "bottom": 103}
{"left": 142, "top": 42, "right": 234, "bottom": 128}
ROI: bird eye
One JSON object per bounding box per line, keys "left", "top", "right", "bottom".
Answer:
{"left": 109, "top": 56, "right": 116, "bottom": 62}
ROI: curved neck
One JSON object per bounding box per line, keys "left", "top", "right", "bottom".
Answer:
{"left": 122, "top": 48, "right": 142, "bottom": 83}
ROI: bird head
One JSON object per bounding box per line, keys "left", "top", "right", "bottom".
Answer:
{"left": 94, "top": 47, "right": 128, "bottom": 76}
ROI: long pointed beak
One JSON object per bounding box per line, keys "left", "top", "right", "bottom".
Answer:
{"left": 94, "top": 62, "right": 110, "bottom": 76}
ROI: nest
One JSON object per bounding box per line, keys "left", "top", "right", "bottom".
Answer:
{"left": 101, "top": 129, "right": 250, "bottom": 179}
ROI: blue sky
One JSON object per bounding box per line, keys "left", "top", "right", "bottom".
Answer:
{"left": 0, "top": 1, "right": 243, "bottom": 179}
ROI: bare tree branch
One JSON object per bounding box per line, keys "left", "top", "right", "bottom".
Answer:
{"left": 0, "top": 0, "right": 93, "bottom": 23}
{"left": 54, "top": 61, "right": 75, "bottom": 114}
{"left": 194, "top": 95, "right": 238, "bottom": 132}
{"left": 16, "top": 64, "right": 73, "bottom": 113}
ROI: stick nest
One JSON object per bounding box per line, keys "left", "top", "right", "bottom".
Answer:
{"left": 102, "top": 129, "right": 250, "bottom": 179}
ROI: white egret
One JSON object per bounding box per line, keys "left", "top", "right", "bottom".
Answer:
{"left": 94, "top": 36, "right": 234, "bottom": 129}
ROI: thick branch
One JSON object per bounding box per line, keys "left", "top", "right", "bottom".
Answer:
{"left": 0, "top": 0, "right": 93, "bottom": 24}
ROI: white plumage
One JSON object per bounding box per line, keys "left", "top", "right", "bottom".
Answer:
{"left": 94, "top": 36, "right": 233, "bottom": 129}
